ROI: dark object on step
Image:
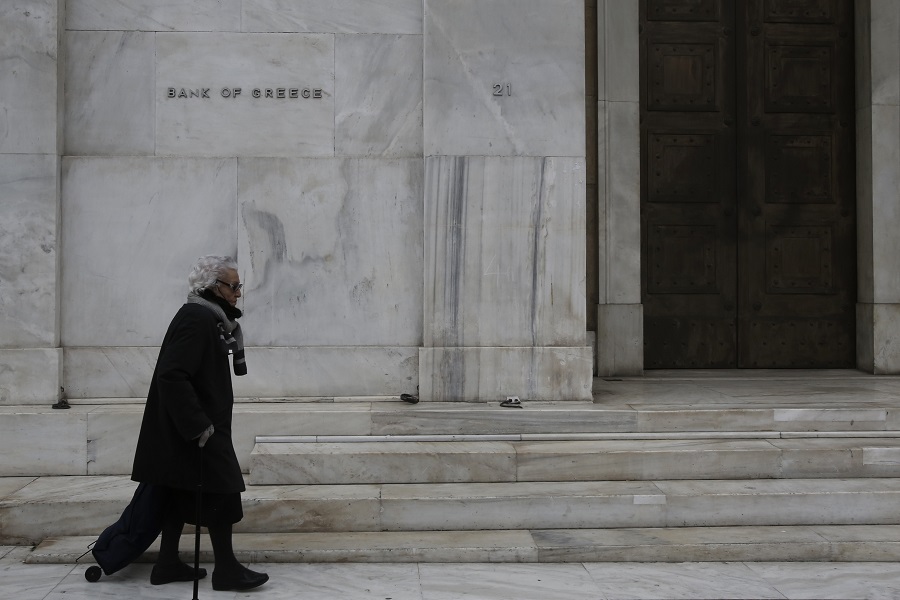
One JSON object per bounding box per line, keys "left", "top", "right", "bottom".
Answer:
{"left": 401, "top": 393, "right": 419, "bottom": 404}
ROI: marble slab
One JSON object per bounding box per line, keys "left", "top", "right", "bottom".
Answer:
{"left": 0, "top": 558, "right": 78, "bottom": 600}
{"left": 371, "top": 402, "right": 637, "bottom": 434}
{"left": 243, "top": 0, "right": 422, "bottom": 34}
{"left": 64, "top": 31, "right": 155, "bottom": 155}
{"left": 0, "top": 476, "right": 134, "bottom": 544}
{"left": 603, "top": 100, "right": 642, "bottom": 302}
{"left": 66, "top": 0, "right": 242, "bottom": 32}
{"left": 871, "top": 303, "right": 900, "bottom": 374}
{"left": 774, "top": 408, "right": 888, "bottom": 430}
{"left": 0, "top": 408, "right": 88, "bottom": 476}
{"left": 656, "top": 478, "right": 900, "bottom": 527}
{"left": 249, "top": 441, "right": 518, "bottom": 485}
{"left": 596, "top": 303, "right": 643, "bottom": 375}
{"left": 62, "top": 347, "right": 156, "bottom": 399}
{"left": 0, "top": 348, "right": 62, "bottom": 405}
{"left": 0, "top": 478, "right": 35, "bottom": 500}
{"left": 635, "top": 408, "right": 777, "bottom": 432}
{"left": 747, "top": 562, "right": 900, "bottom": 600}
{"left": 335, "top": 34, "right": 423, "bottom": 157}
{"left": 0, "top": 1, "right": 58, "bottom": 154}
{"left": 583, "top": 562, "right": 785, "bottom": 599}
{"left": 379, "top": 481, "right": 668, "bottom": 530}
{"left": 64, "top": 345, "right": 419, "bottom": 400}
{"left": 237, "top": 157, "right": 424, "bottom": 346}
{"left": 515, "top": 439, "right": 781, "bottom": 482}
{"left": 772, "top": 438, "right": 900, "bottom": 478}
{"left": 234, "top": 402, "right": 374, "bottom": 436}
{"left": 61, "top": 157, "right": 238, "bottom": 346}
{"left": 237, "top": 483, "right": 383, "bottom": 533}
{"left": 0, "top": 155, "right": 59, "bottom": 347}
{"left": 424, "top": 156, "right": 586, "bottom": 347}
{"left": 419, "top": 346, "right": 593, "bottom": 402}
{"left": 419, "top": 563, "right": 603, "bottom": 600}
{"left": 156, "top": 33, "right": 334, "bottom": 157}
{"left": 532, "top": 526, "right": 899, "bottom": 563}
{"left": 423, "top": 0, "right": 584, "bottom": 156}
{"left": 4, "top": 558, "right": 900, "bottom": 600}
{"left": 236, "top": 530, "right": 537, "bottom": 563}
{"left": 603, "top": 0, "right": 640, "bottom": 104}
{"left": 85, "top": 406, "right": 143, "bottom": 475}
{"left": 534, "top": 525, "right": 835, "bottom": 563}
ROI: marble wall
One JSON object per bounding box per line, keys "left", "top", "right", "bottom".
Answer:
{"left": 421, "top": 0, "right": 591, "bottom": 401}
{"left": 16, "top": 0, "right": 591, "bottom": 403}
{"left": 0, "top": 1, "right": 63, "bottom": 404}
{"left": 595, "top": 0, "right": 642, "bottom": 376}
{"left": 855, "top": 0, "right": 900, "bottom": 373}
{"left": 52, "top": 0, "right": 427, "bottom": 400}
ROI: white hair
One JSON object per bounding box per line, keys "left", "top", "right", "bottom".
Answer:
{"left": 187, "top": 255, "right": 238, "bottom": 294}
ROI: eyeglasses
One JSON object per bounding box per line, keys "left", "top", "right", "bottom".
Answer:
{"left": 216, "top": 279, "right": 243, "bottom": 293}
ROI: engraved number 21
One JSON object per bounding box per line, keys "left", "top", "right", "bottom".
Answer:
{"left": 493, "top": 83, "right": 512, "bottom": 96}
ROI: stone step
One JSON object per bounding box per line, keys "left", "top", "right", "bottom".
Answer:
{"left": 26, "top": 525, "right": 900, "bottom": 564}
{"left": 3, "top": 400, "right": 898, "bottom": 477}
{"left": 248, "top": 437, "right": 900, "bottom": 485}
{"left": 4, "top": 476, "right": 900, "bottom": 545}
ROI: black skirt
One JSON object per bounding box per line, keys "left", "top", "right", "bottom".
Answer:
{"left": 162, "top": 486, "right": 243, "bottom": 527}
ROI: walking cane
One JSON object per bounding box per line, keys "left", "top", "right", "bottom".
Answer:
{"left": 192, "top": 443, "right": 203, "bottom": 600}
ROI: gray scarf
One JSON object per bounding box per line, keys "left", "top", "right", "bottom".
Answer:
{"left": 187, "top": 291, "right": 247, "bottom": 376}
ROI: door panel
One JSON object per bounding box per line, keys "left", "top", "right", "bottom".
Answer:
{"left": 738, "top": 0, "right": 856, "bottom": 366}
{"left": 641, "top": 1, "right": 737, "bottom": 368}
{"left": 640, "top": 0, "right": 856, "bottom": 368}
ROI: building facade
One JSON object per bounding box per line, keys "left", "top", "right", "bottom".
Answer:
{"left": 1, "top": 0, "right": 898, "bottom": 407}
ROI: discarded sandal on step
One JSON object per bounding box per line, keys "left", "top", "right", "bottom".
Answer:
{"left": 500, "top": 398, "right": 522, "bottom": 408}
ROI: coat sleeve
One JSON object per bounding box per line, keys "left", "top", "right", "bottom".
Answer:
{"left": 154, "top": 311, "right": 215, "bottom": 442}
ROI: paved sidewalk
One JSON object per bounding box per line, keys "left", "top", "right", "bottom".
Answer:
{"left": 4, "top": 546, "right": 900, "bottom": 599}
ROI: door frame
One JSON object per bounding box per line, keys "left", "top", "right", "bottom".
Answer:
{"left": 594, "top": 1, "right": 898, "bottom": 375}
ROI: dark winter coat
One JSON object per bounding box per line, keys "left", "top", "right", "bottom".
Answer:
{"left": 131, "top": 303, "right": 245, "bottom": 494}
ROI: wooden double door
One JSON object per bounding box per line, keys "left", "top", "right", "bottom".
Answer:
{"left": 640, "top": 0, "right": 856, "bottom": 368}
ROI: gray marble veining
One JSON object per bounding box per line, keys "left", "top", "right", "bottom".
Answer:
{"left": 0, "top": 1, "right": 58, "bottom": 155}
{"left": 66, "top": 0, "right": 242, "bottom": 32}
{"left": 243, "top": 0, "right": 422, "bottom": 34}
{"left": 64, "top": 31, "right": 155, "bottom": 156}
{"left": 583, "top": 562, "right": 786, "bottom": 599}
{"left": 423, "top": 0, "right": 584, "bottom": 157}
{"left": 424, "top": 156, "right": 585, "bottom": 347}
{"left": 335, "top": 34, "right": 423, "bottom": 157}
{"left": 0, "top": 155, "right": 58, "bottom": 347}
{"left": 237, "top": 157, "right": 423, "bottom": 349}
{"left": 60, "top": 157, "right": 238, "bottom": 346}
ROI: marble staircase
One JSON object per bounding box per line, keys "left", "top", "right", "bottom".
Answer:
{"left": 6, "top": 372, "right": 900, "bottom": 562}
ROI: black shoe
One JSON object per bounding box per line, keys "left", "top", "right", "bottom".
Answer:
{"left": 212, "top": 566, "right": 269, "bottom": 591}
{"left": 150, "top": 561, "right": 207, "bottom": 585}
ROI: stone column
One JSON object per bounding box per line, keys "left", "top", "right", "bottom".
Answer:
{"left": 0, "top": 1, "right": 64, "bottom": 404}
{"left": 595, "top": 0, "right": 642, "bottom": 376}
{"left": 855, "top": 0, "right": 900, "bottom": 373}
{"left": 421, "top": 0, "right": 592, "bottom": 401}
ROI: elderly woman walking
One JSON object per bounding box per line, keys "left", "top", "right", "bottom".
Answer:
{"left": 131, "top": 255, "right": 268, "bottom": 591}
